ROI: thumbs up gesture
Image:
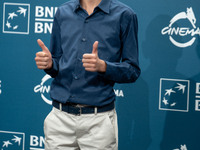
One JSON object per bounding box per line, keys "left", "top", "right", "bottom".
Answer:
{"left": 35, "top": 39, "right": 53, "bottom": 70}
{"left": 82, "top": 41, "right": 106, "bottom": 72}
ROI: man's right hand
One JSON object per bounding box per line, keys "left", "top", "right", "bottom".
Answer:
{"left": 35, "top": 39, "right": 53, "bottom": 70}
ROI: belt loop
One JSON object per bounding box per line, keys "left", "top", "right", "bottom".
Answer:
{"left": 59, "top": 103, "right": 62, "bottom": 111}
{"left": 79, "top": 107, "right": 82, "bottom": 116}
{"left": 94, "top": 107, "right": 97, "bottom": 115}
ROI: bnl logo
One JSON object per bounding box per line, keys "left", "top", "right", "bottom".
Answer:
{"left": 0, "top": 130, "right": 25, "bottom": 150}
{"left": 159, "top": 78, "right": 190, "bottom": 112}
{"left": 3, "top": 3, "right": 30, "bottom": 34}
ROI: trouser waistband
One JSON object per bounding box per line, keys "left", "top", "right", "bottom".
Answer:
{"left": 52, "top": 101, "right": 115, "bottom": 115}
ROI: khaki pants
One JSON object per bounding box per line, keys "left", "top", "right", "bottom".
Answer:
{"left": 44, "top": 107, "right": 118, "bottom": 150}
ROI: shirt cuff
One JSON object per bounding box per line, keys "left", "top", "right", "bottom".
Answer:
{"left": 98, "top": 61, "right": 114, "bottom": 80}
{"left": 44, "top": 59, "right": 58, "bottom": 77}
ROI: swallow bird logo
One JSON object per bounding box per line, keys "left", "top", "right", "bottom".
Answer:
{"left": 2, "top": 140, "right": 12, "bottom": 148}
{"left": 174, "top": 144, "right": 187, "bottom": 150}
{"left": 12, "top": 135, "right": 22, "bottom": 146}
{"left": 0, "top": 130, "right": 25, "bottom": 150}
{"left": 17, "top": 7, "right": 27, "bottom": 17}
{"left": 3, "top": 3, "right": 30, "bottom": 34}
{"left": 8, "top": 12, "right": 18, "bottom": 20}
{"left": 159, "top": 78, "right": 190, "bottom": 112}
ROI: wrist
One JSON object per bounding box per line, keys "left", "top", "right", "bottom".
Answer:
{"left": 46, "top": 59, "right": 53, "bottom": 70}
{"left": 98, "top": 59, "right": 107, "bottom": 73}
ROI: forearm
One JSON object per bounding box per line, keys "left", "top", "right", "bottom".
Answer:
{"left": 100, "top": 60, "right": 141, "bottom": 83}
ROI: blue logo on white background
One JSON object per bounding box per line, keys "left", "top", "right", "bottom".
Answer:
{"left": 3, "top": 3, "right": 30, "bottom": 34}
{"left": 0, "top": 130, "right": 25, "bottom": 150}
{"left": 159, "top": 78, "right": 190, "bottom": 112}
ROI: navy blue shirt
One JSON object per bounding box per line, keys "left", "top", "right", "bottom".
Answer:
{"left": 45, "top": 0, "right": 140, "bottom": 106}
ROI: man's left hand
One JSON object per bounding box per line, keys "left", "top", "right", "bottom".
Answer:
{"left": 82, "top": 41, "right": 106, "bottom": 72}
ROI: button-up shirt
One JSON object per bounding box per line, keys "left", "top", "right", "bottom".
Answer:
{"left": 45, "top": 0, "right": 141, "bottom": 106}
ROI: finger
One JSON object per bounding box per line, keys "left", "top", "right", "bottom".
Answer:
{"left": 35, "top": 57, "right": 48, "bottom": 62}
{"left": 37, "top": 65, "right": 48, "bottom": 70}
{"left": 92, "top": 41, "right": 98, "bottom": 54}
{"left": 35, "top": 54, "right": 49, "bottom": 61}
{"left": 36, "top": 51, "right": 47, "bottom": 57}
{"left": 84, "top": 67, "right": 96, "bottom": 72}
{"left": 82, "top": 53, "right": 96, "bottom": 59}
{"left": 36, "top": 61, "right": 49, "bottom": 66}
{"left": 83, "top": 63, "right": 96, "bottom": 68}
{"left": 82, "top": 58, "right": 97, "bottom": 64}
{"left": 37, "top": 39, "right": 49, "bottom": 53}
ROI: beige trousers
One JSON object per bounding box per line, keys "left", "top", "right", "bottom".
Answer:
{"left": 44, "top": 107, "right": 118, "bottom": 150}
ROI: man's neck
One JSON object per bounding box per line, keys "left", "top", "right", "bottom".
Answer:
{"left": 80, "top": 0, "right": 102, "bottom": 15}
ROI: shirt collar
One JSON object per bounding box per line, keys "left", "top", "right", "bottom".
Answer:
{"left": 97, "top": 0, "right": 111, "bottom": 14}
{"left": 73, "top": 0, "right": 111, "bottom": 14}
{"left": 73, "top": 0, "right": 81, "bottom": 12}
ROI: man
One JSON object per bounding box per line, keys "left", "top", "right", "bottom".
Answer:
{"left": 35, "top": 0, "right": 140, "bottom": 149}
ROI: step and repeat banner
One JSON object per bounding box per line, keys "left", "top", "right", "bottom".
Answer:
{"left": 0, "top": 0, "right": 200, "bottom": 149}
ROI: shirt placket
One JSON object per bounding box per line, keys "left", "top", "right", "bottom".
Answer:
{"left": 72, "top": 9, "right": 90, "bottom": 81}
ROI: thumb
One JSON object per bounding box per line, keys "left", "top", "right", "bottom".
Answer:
{"left": 92, "top": 41, "right": 98, "bottom": 54}
{"left": 37, "top": 39, "right": 49, "bottom": 53}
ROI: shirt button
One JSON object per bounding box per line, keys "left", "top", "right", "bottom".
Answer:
{"left": 74, "top": 76, "right": 78, "bottom": 80}
{"left": 82, "top": 38, "right": 86, "bottom": 42}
